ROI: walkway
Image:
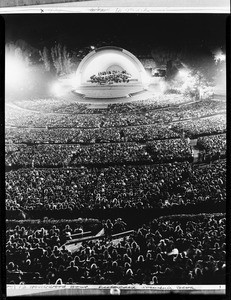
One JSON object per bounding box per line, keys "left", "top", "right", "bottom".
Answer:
{"left": 190, "top": 138, "right": 200, "bottom": 163}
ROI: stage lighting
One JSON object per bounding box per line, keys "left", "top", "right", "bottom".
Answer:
{"left": 51, "top": 82, "right": 64, "bottom": 96}
{"left": 75, "top": 74, "right": 81, "bottom": 88}
{"left": 178, "top": 69, "right": 190, "bottom": 78}
{"left": 5, "top": 55, "right": 27, "bottom": 88}
{"left": 214, "top": 51, "right": 226, "bottom": 64}
{"left": 141, "top": 71, "right": 151, "bottom": 86}
{"left": 69, "top": 73, "right": 78, "bottom": 87}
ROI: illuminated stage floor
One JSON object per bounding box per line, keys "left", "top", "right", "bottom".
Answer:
{"left": 74, "top": 83, "right": 147, "bottom": 99}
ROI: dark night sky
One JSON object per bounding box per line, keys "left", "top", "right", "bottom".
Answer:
{"left": 4, "top": 14, "right": 228, "bottom": 54}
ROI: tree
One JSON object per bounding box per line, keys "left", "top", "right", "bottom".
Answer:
{"left": 5, "top": 42, "right": 33, "bottom": 67}
{"left": 39, "top": 47, "right": 51, "bottom": 72}
{"left": 179, "top": 69, "right": 213, "bottom": 99}
{"left": 62, "top": 46, "right": 72, "bottom": 75}
{"left": 49, "top": 43, "right": 73, "bottom": 76}
{"left": 151, "top": 47, "right": 185, "bottom": 80}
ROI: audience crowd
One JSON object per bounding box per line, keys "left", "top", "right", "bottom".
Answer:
{"left": 5, "top": 125, "right": 180, "bottom": 145}
{"left": 6, "top": 160, "right": 225, "bottom": 213}
{"left": 146, "top": 139, "right": 192, "bottom": 163}
{"left": 5, "top": 144, "right": 77, "bottom": 168}
{"left": 6, "top": 94, "right": 191, "bottom": 113}
{"left": 197, "top": 134, "right": 226, "bottom": 161}
{"left": 9, "top": 98, "right": 89, "bottom": 114}
{"left": 171, "top": 115, "right": 226, "bottom": 138}
{"left": 107, "top": 98, "right": 225, "bottom": 115}
{"left": 5, "top": 138, "right": 194, "bottom": 167}
{"left": 6, "top": 99, "right": 225, "bottom": 130}
{"left": 6, "top": 214, "right": 226, "bottom": 284}
{"left": 5, "top": 94, "right": 226, "bottom": 286}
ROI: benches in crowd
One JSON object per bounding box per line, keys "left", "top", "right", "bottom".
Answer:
{"left": 70, "top": 231, "right": 92, "bottom": 239}
{"left": 65, "top": 229, "right": 134, "bottom": 246}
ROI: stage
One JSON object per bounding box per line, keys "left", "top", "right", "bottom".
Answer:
{"left": 74, "top": 83, "right": 147, "bottom": 99}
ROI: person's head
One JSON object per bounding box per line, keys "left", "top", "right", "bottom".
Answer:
{"left": 55, "top": 278, "right": 63, "bottom": 284}
{"left": 91, "top": 263, "right": 97, "bottom": 270}
{"left": 146, "top": 252, "right": 152, "bottom": 259}
{"left": 136, "top": 268, "right": 142, "bottom": 275}
{"left": 8, "top": 262, "right": 15, "bottom": 271}
{"left": 89, "top": 256, "right": 95, "bottom": 264}
{"left": 58, "top": 265, "right": 64, "bottom": 272}
{"left": 137, "top": 255, "right": 144, "bottom": 262}
{"left": 131, "top": 241, "right": 137, "bottom": 249}
{"left": 151, "top": 276, "right": 158, "bottom": 284}
{"left": 123, "top": 253, "right": 128, "bottom": 259}
{"left": 112, "top": 248, "right": 117, "bottom": 255}
{"left": 67, "top": 277, "right": 74, "bottom": 284}
{"left": 164, "top": 267, "right": 171, "bottom": 275}
{"left": 153, "top": 265, "right": 158, "bottom": 273}
{"left": 34, "top": 272, "right": 41, "bottom": 279}
{"left": 195, "top": 267, "right": 203, "bottom": 277}
{"left": 214, "top": 242, "right": 220, "bottom": 249}
{"left": 155, "top": 253, "right": 164, "bottom": 261}
{"left": 25, "top": 258, "right": 31, "bottom": 266}
{"left": 99, "top": 276, "right": 105, "bottom": 283}
{"left": 74, "top": 256, "right": 80, "bottom": 263}
{"left": 62, "top": 252, "right": 68, "bottom": 260}
{"left": 124, "top": 262, "right": 130, "bottom": 269}
{"left": 91, "top": 249, "right": 96, "bottom": 256}
{"left": 70, "top": 261, "right": 75, "bottom": 267}
{"left": 126, "top": 268, "right": 133, "bottom": 277}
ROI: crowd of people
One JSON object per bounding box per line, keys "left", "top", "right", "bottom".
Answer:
{"left": 107, "top": 98, "right": 225, "bottom": 115}
{"left": 171, "top": 115, "right": 226, "bottom": 138}
{"left": 6, "top": 160, "right": 225, "bottom": 214}
{"left": 5, "top": 125, "right": 180, "bottom": 144}
{"left": 5, "top": 92, "right": 226, "bottom": 286}
{"left": 90, "top": 70, "right": 131, "bottom": 85}
{"left": 5, "top": 144, "right": 77, "bottom": 168}
{"left": 5, "top": 138, "right": 194, "bottom": 167}
{"left": 146, "top": 139, "right": 193, "bottom": 163}
{"left": 6, "top": 99, "right": 225, "bottom": 134}
{"left": 6, "top": 214, "right": 226, "bottom": 284}
{"left": 9, "top": 98, "right": 89, "bottom": 114}
{"left": 8, "top": 94, "right": 190, "bottom": 113}
{"left": 70, "top": 143, "right": 152, "bottom": 166}
{"left": 197, "top": 134, "right": 226, "bottom": 161}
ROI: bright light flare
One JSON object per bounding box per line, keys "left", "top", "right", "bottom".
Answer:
{"left": 141, "top": 71, "right": 151, "bottom": 86}
{"left": 59, "top": 73, "right": 77, "bottom": 88}
{"left": 5, "top": 54, "right": 28, "bottom": 88}
{"left": 178, "top": 69, "right": 190, "bottom": 78}
{"left": 214, "top": 51, "right": 226, "bottom": 64}
{"left": 51, "top": 82, "right": 65, "bottom": 97}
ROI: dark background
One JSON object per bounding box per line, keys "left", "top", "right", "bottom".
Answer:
{"left": 4, "top": 14, "right": 227, "bottom": 54}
